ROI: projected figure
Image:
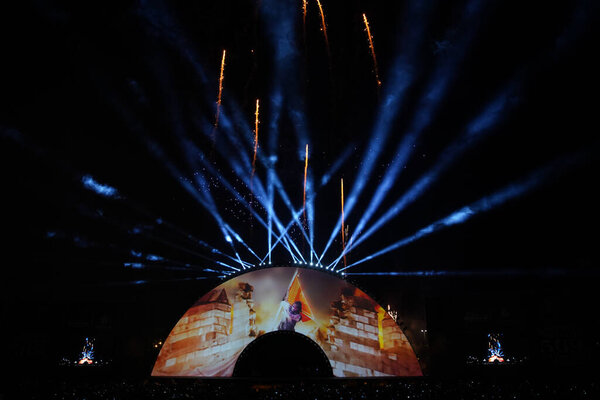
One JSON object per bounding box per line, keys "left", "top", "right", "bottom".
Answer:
{"left": 275, "top": 269, "right": 314, "bottom": 332}
{"left": 278, "top": 300, "right": 303, "bottom": 331}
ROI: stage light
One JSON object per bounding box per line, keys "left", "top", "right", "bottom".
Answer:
{"left": 82, "top": 175, "right": 118, "bottom": 198}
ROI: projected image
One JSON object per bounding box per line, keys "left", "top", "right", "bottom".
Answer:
{"left": 152, "top": 267, "right": 422, "bottom": 377}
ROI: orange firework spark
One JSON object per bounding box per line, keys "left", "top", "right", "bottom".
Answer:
{"left": 251, "top": 98, "right": 260, "bottom": 177}
{"left": 362, "top": 13, "right": 381, "bottom": 87}
{"left": 249, "top": 99, "right": 259, "bottom": 216}
{"left": 316, "top": 0, "right": 329, "bottom": 50}
{"left": 341, "top": 178, "right": 347, "bottom": 267}
{"left": 303, "top": 0, "right": 308, "bottom": 27}
{"left": 303, "top": 144, "right": 309, "bottom": 224}
{"left": 214, "top": 49, "right": 226, "bottom": 129}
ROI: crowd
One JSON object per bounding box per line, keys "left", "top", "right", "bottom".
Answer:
{"left": 7, "top": 378, "right": 598, "bottom": 400}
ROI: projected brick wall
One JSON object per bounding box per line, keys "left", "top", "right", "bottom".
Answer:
{"left": 152, "top": 286, "right": 256, "bottom": 376}
{"left": 321, "top": 290, "right": 421, "bottom": 377}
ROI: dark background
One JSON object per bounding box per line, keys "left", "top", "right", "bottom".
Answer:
{"left": 1, "top": 0, "right": 599, "bottom": 379}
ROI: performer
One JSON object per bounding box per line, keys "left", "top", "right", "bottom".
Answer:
{"left": 277, "top": 300, "right": 303, "bottom": 331}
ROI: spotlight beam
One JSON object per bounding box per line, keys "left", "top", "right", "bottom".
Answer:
{"left": 225, "top": 225, "right": 262, "bottom": 262}
{"left": 123, "top": 206, "right": 251, "bottom": 269}
{"left": 218, "top": 95, "right": 318, "bottom": 256}
{"left": 190, "top": 136, "right": 301, "bottom": 263}
{"left": 144, "top": 134, "right": 249, "bottom": 268}
{"left": 260, "top": 0, "right": 298, "bottom": 262}
{"left": 208, "top": 108, "right": 312, "bottom": 259}
{"left": 339, "top": 152, "right": 585, "bottom": 271}
{"left": 318, "top": 0, "right": 436, "bottom": 263}
{"left": 137, "top": 1, "right": 209, "bottom": 84}
{"left": 211, "top": 62, "right": 342, "bottom": 261}
{"left": 331, "top": 85, "right": 518, "bottom": 268}
{"left": 261, "top": 206, "right": 319, "bottom": 263}
{"left": 197, "top": 114, "right": 304, "bottom": 261}
{"left": 320, "top": 143, "right": 354, "bottom": 186}
{"left": 125, "top": 61, "right": 261, "bottom": 267}
{"left": 215, "top": 117, "right": 316, "bottom": 260}
{"left": 260, "top": 154, "right": 348, "bottom": 264}
{"left": 326, "top": 0, "right": 491, "bottom": 267}
{"left": 94, "top": 30, "right": 305, "bottom": 269}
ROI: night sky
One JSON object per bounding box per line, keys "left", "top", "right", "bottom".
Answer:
{"left": 3, "top": 0, "right": 599, "bottom": 280}
{"left": 2, "top": 0, "right": 600, "bottom": 377}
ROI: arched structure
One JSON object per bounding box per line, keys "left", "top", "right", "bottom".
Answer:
{"left": 232, "top": 330, "right": 333, "bottom": 377}
{"left": 152, "top": 267, "right": 422, "bottom": 377}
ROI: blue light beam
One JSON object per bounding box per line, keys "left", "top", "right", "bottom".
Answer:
{"left": 340, "top": 153, "right": 582, "bottom": 271}
{"left": 331, "top": 85, "right": 518, "bottom": 267}
{"left": 81, "top": 175, "right": 119, "bottom": 198}
{"left": 324, "top": 0, "right": 491, "bottom": 266}
{"left": 318, "top": 0, "right": 437, "bottom": 262}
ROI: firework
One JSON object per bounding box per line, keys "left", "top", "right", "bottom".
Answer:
{"left": 303, "top": 0, "right": 308, "bottom": 29}
{"left": 214, "top": 49, "right": 226, "bottom": 130}
{"left": 316, "top": 0, "right": 330, "bottom": 51}
{"left": 488, "top": 334, "right": 505, "bottom": 363}
{"left": 341, "top": 178, "right": 347, "bottom": 267}
{"left": 78, "top": 337, "right": 95, "bottom": 365}
{"left": 250, "top": 99, "right": 260, "bottom": 218}
{"left": 251, "top": 98, "right": 260, "bottom": 178}
{"left": 362, "top": 13, "right": 381, "bottom": 87}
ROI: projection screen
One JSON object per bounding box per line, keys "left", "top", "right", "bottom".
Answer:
{"left": 152, "top": 267, "right": 422, "bottom": 377}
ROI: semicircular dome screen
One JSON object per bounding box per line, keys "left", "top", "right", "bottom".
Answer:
{"left": 152, "top": 267, "right": 422, "bottom": 377}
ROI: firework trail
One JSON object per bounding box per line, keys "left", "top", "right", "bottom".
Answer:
{"left": 362, "top": 13, "right": 381, "bottom": 88}
{"left": 251, "top": 98, "right": 260, "bottom": 178}
{"left": 213, "top": 49, "right": 226, "bottom": 132}
{"left": 303, "top": 0, "right": 308, "bottom": 33}
{"left": 341, "top": 178, "right": 347, "bottom": 267}
{"left": 316, "top": 0, "right": 330, "bottom": 52}
{"left": 303, "top": 144, "right": 309, "bottom": 225}
{"left": 250, "top": 98, "right": 260, "bottom": 223}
